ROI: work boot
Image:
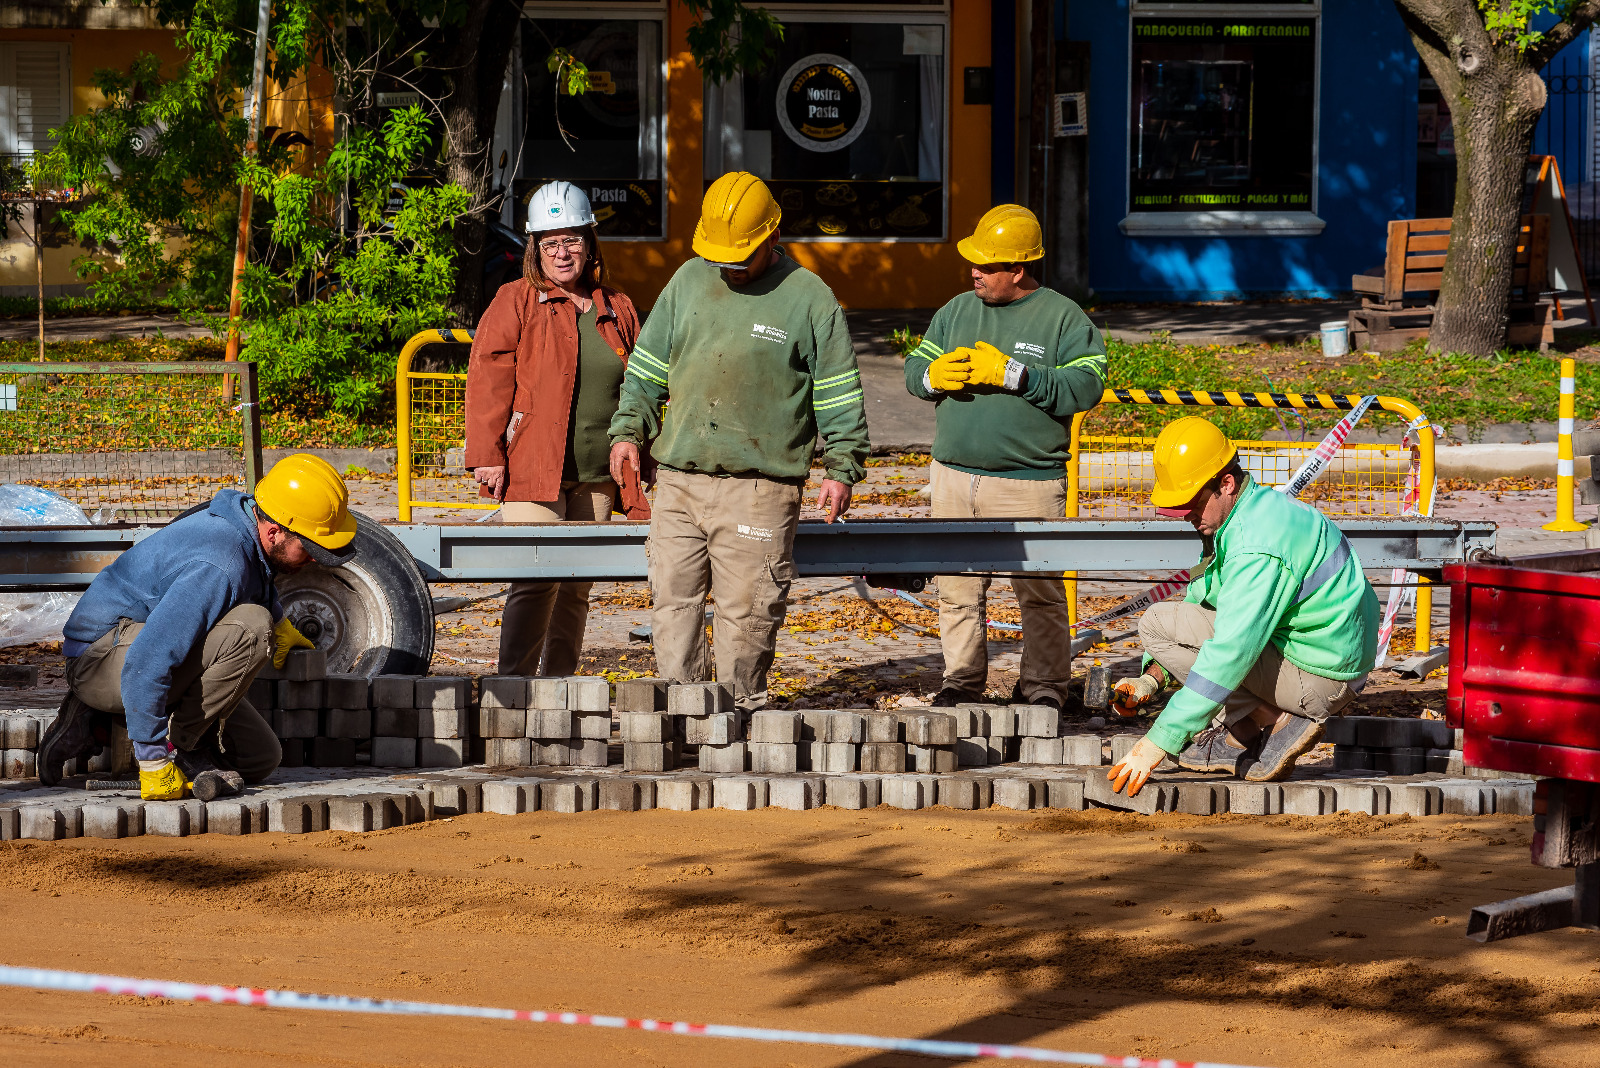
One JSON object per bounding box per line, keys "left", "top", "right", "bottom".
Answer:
{"left": 1244, "top": 715, "right": 1326, "bottom": 782}
{"left": 171, "top": 747, "right": 244, "bottom": 802}
{"left": 931, "top": 687, "right": 984, "bottom": 708}
{"left": 1009, "top": 682, "right": 1061, "bottom": 711}
{"left": 1177, "top": 722, "right": 1264, "bottom": 776}
{"left": 36, "top": 693, "right": 104, "bottom": 786}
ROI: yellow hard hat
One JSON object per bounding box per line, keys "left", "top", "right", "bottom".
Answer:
{"left": 957, "top": 204, "right": 1045, "bottom": 265}
{"left": 253, "top": 453, "right": 358, "bottom": 563}
{"left": 1150, "top": 416, "right": 1239, "bottom": 513}
{"left": 694, "top": 171, "right": 781, "bottom": 266}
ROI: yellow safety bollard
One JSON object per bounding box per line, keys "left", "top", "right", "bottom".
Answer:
{"left": 1545, "top": 357, "right": 1587, "bottom": 532}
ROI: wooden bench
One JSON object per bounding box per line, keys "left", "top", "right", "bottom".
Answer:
{"left": 1348, "top": 215, "right": 1554, "bottom": 352}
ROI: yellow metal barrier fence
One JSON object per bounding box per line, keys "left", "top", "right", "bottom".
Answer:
{"left": 396, "top": 328, "right": 486, "bottom": 523}
{"left": 1065, "top": 388, "right": 1437, "bottom": 651}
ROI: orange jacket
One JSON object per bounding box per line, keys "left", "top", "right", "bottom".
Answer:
{"left": 464, "top": 279, "right": 644, "bottom": 513}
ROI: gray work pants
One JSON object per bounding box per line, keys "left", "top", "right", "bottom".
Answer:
{"left": 66, "top": 603, "right": 281, "bottom": 782}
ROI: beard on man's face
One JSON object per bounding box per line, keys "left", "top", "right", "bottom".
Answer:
{"left": 264, "top": 534, "right": 303, "bottom": 572}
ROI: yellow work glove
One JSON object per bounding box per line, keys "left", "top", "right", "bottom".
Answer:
{"left": 927, "top": 350, "right": 973, "bottom": 392}
{"left": 964, "top": 340, "right": 1025, "bottom": 390}
{"left": 1112, "top": 673, "right": 1162, "bottom": 717}
{"left": 272, "top": 616, "right": 314, "bottom": 670}
{"left": 1107, "top": 736, "right": 1169, "bottom": 797}
{"left": 139, "top": 759, "right": 191, "bottom": 802}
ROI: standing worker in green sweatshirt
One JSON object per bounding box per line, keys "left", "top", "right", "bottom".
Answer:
{"left": 1106, "top": 416, "right": 1379, "bottom": 797}
{"left": 903, "top": 205, "right": 1108, "bottom": 709}
{"left": 608, "top": 172, "right": 870, "bottom": 712}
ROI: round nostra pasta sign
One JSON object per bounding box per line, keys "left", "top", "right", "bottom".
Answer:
{"left": 777, "top": 54, "right": 871, "bottom": 153}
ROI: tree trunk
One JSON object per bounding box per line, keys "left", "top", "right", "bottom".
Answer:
{"left": 438, "top": 0, "right": 522, "bottom": 328}
{"left": 1398, "top": 6, "right": 1548, "bottom": 355}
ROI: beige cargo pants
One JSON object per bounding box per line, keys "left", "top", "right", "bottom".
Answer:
{"left": 647, "top": 469, "right": 801, "bottom": 711}
{"left": 65, "top": 603, "right": 281, "bottom": 782}
{"left": 1139, "top": 601, "right": 1362, "bottom": 727}
{"left": 930, "top": 459, "right": 1074, "bottom": 703}
{"left": 499, "top": 481, "right": 616, "bottom": 676}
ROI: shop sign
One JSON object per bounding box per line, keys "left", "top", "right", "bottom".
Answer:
{"left": 776, "top": 54, "right": 871, "bottom": 153}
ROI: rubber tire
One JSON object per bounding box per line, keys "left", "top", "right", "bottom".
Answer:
{"left": 274, "top": 510, "right": 433, "bottom": 677}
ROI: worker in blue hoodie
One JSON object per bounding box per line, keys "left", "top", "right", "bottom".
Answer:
{"left": 39, "top": 454, "right": 358, "bottom": 801}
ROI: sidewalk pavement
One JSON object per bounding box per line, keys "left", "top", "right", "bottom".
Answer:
{"left": 0, "top": 315, "right": 210, "bottom": 341}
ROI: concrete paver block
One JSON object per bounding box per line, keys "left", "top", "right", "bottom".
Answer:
{"left": 1332, "top": 782, "right": 1389, "bottom": 815}
{"left": 415, "top": 677, "right": 470, "bottom": 710}
{"left": 310, "top": 737, "right": 357, "bottom": 767}
{"left": 1226, "top": 782, "right": 1282, "bottom": 815}
{"left": 1495, "top": 782, "right": 1536, "bottom": 816}
{"left": 283, "top": 648, "right": 327, "bottom": 681}
{"left": 768, "top": 776, "right": 824, "bottom": 811}
{"left": 901, "top": 713, "right": 957, "bottom": 746}
{"left": 3, "top": 748, "right": 37, "bottom": 778}
{"left": 418, "top": 707, "right": 467, "bottom": 739}
{"left": 865, "top": 713, "right": 900, "bottom": 743}
{"left": 275, "top": 708, "right": 319, "bottom": 738}
{"left": 266, "top": 796, "right": 329, "bottom": 832}
{"left": 985, "top": 737, "right": 1018, "bottom": 764}
{"left": 683, "top": 713, "right": 739, "bottom": 745}
{"left": 881, "top": 775, "right": 927, "bottom": 810}
{"left": 615, "top": 678, "right": 669, "bottom": 713}
{"left": 1084, "top": 772, "right": 1173, "bottom": 814}
{"left": 540, "top": 778, "right": 599, "bottom": 813}
{"left": 1440, "top": 780, "right": 1494, "bottom": 815}
{"left": 823, "top": 775, "right": 880, "bottom": 809}
{"left": 206, "top": 799, "right": 266, "bottom": 835}
{"left": 1322, "top": 716, "right": 1360, "bottom": 745}
{"left": 324, "top": 708, "right": 372, "bottom": 739}
{"left": 567, "top": 738, "right": 609, "bottom": 767}
{"left": 530, "top": 708, "right": 572, "bottom": 739}
{"left": 1391, "top": 783, "right": 1443, "bottom": 817}
{"left": 532, "top": 741, "right": 572, "bottom": 765}
{"left": 565, "top": 676, "right": 611, "bottom": 711}
{"left": 367, "top": 794, "right": 410, "bottom": 829}
{"left": 1019, "top": 737, "right": 1064, "bottom": 764}
{"left": 2, "top": 713, "right": 39, "bottom": 749}
{"left": 276, "top": 680, "right": 324, "bottom": 710}
{"left": 992, "top": 778, "right": 1041, "bottom": 810}
{"left": 987, "top": 707, "right": 1018, "bottom": 738}
{"left": 1373, "top": 747, "right": 1427, "bottom": 776}
{"left": 478, "top": 707, "right": 527, "bottom": 739}
{"left": 146, "top": 799, "right": 205, "bottom": 837}
{"left": 952, "top": 705, "right": 990, "bottom": 737}
{"left": 1426, "top": 749, "right": 1466, "bottom": 775}
{"left": 481, "top": 780, "right": 538, "bottom": 814}
{"left": 938, "top": 776, "right": 991, "bottom": 810}
{"left": 667, "top": 682, "right": 730, "bottom": 715}
{"left": 247, "top": 677, "right": 276, "bottom": 710}
{"left": 1061, "top": 734, "right": 1105, "bottom": 766}
{"left": 574, "top": 713, "right": 612, "bottom": 740}
{"left": 370, "top": 675, "right": 416, "bottom": 708}
{"left": 82, "top": 801, "right": 143, "bottom": 839}
{"left": 327, "top": 796, "right": 374, "bottom": 832}
{"left": 655, "top": 777, "right": 711, "bottom": 811}
{"left": 697, "top": 741, "right": 747, "bottom": 773}
{"left": 371, "top": 737, "right": 417, "bottom": 768}
{"left": 419, "top": 738, "right": 466, "bottom": 767}
{"left": 956, "top": 737, "right": 989, "bottom": 767}
{"left": 623, "top": 742, "right": 677, "bottom": 772}
{"left": 749, "top": 742, "right": 799, "bottom": 773}
{"left": 713, "top": 776, "right": 768, "bottom": 810}
{"left": 530, "top": 677, "right": 569, "bottom": 709}
{"left": 0, "top": 806, "right": 18, "bottom": 840}
{"left": 823, "top": 713, "right": 865, "bottom": 744}
{"left": 480, "top": 676, "right": 533, "bottom": 709}
{"left": 750, "top": 711, "right": 802, "bottom": 744}
{"left": 371, "top": 706, "right": 421, "bottom": 738}
{"left": 322, "top": 674, "right": 369, "bottom": 709}
{"left": 859, "top": 742, "right": 906, "bottom": 773}
{"left": 1280, "top": 782, "right": 1332, "bottom": 816}
{"left": 429, "top": 780, "right": 481, "bottom": 816}
{"left": 808, "top": 741, "right": 857, "bottom": 773}
{"left": 906, "top": 743, "right": 957, "bottom": 773}
{"left": 620, "top": 713, "right": 671, "bottom": 743}
{"left": 21, "top": 805, "right": 81, "bottom": 840}
{"left": 1045, "top": 779, "right": 1087, "bottom": 811}
{"left": 1015, "top": 706, "right": 1060, "bottom": 738}
{"left": 485, "top": 737, "right": 532, "bottom": 766}
{"left": 1175, "top": 781, "right": 1228, "bottom": 815}
{"left": 598, "top": 778, "right": 655, "bottom": 811}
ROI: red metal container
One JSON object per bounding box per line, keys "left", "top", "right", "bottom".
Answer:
{"left": 1445, "top": 561, "right": 1600, "bottom": 783}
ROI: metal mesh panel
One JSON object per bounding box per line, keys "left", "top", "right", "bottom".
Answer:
{"left": 0, "top": 364, "right": 257, "bottom": 522}
{"left": 403, "top": 371, "right": 490, "bottom": 513}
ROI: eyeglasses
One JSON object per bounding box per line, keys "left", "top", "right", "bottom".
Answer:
{"left": 538, "top": 237, "right": 586, "bottom": 255}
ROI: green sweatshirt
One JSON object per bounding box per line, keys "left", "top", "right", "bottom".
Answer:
{"left": 609, "top": 252, "right": 870, "bottom": 485}
{"left": 1143, "top": 475, "right": 1381, "bottom": 755}
{"left": 904, "top": 287, "right": 1107, "bottom": 479}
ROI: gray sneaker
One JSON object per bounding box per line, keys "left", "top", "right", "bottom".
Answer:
{"left": 1244, "top": 715, "right": 1326, "bottom": 781}
{"left": 1177, "top": 724, "right": 1262, "bottom": 775}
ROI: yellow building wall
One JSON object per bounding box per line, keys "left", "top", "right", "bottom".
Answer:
{"left": 1, "top": 28, "right": 187, "bottom": 292}
{"left": 603, "top": 1, "right": 993, "bottom": 311}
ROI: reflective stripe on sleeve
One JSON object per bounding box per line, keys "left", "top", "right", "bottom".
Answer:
{"left": 1183, "top": 670, "right": 1233, "bottom": 705}
{"left": 1295, "top": 536, "right": 1351, "bottom": 602}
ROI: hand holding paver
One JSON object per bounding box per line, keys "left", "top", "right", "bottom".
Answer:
{"left": 272, "top": 617, "right": 315, "bottom": 670}
{"left": 1107, "top": 735, "right": 1167, "bottom": 797}
{"left": 1111, "top": 673, "right": 1161, "bottom": 717}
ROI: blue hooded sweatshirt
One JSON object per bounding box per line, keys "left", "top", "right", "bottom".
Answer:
{"left": 63, "top": 490, "right": 281, "bottom": 746}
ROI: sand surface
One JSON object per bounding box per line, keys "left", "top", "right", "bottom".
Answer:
{"left": 2, "top": 806, "right": 1595, "bottom": 1067}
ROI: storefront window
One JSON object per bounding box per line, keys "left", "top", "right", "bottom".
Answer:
{"left": 517, "top": 13, "right": 665, "bottom": 238}
{"left": 706, "top": 18, "right": 947, "bottom": 240}
{"left": 1124, "top": 8, "right": 1320, "bottom": 234}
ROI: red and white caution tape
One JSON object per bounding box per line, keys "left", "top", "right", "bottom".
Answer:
{"left": 1068, "top": 396, "right": 1379, "bottom": 633}
{"left": 1373, "top": 413, "right": 1437, "bottom": 669}
{"left": 0, "top": 964, "right": 1271, "bottom": 1067}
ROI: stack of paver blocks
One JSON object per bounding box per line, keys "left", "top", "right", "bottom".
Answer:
{"left": 670, "top": 682, "right": 745, "bottom": 772}
{"left": 1325, "top": 716, "right": 1517, "bottom": 777}
{"left": 477, "top": 675, "right": 612, "bottom": 768}
{"left": 1, "top": 712, "right": 41, "bottom": 779}
{"left": 255, "top": 650, "right": 476, "bottom": 770}
{"left": 616, "top": 678, "right": 677, "bottom": 771}
{"left": 855, "top": 709, "right": 958, "bottom": 772}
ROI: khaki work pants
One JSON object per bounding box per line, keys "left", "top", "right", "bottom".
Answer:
{"left": 65, "top": 603, "right": 281, "bottom": 782}
{"left": 647, "top": 468, "right": 801, "bottom": 711}
{"left": 499, "top": 481, "right": 616, "bottom": 677}
{"left": 930, "top": 459, "right": 1074, "bottom": 703}
{"left": 1139, "top": 601, "right": 1362, "bottom": 728}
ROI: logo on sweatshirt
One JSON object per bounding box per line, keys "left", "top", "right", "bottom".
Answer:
{"left": 1013, "top": 341, "right": 1046, "bottom": 359}
{"left": 751, "top": 323, "right": 789, "bottom": 344}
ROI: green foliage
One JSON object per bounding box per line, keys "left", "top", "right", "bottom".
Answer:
{"left": 545, "top": 48, "right": 593, "bottom": 97}
{"left": 684, "top": 0, "right": 786, "bottom": 85}
{"left": 1476, "top": 0, "right": 1586, "bottom": 51}
{"left": 888, "top": 326, "right": 924, "bottom": 359}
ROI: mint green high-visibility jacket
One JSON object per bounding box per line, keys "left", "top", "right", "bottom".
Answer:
{"left": 1143, "top": 475, "right": 1380, "bottom": 755}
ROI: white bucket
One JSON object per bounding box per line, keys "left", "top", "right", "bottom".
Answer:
{"left": 1320, "top": 320, "right": 1349, "bottom": 358}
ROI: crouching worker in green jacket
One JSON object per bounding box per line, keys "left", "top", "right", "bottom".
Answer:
{"left": 1107, "top": 416, "right": 1379, "bottom": 797}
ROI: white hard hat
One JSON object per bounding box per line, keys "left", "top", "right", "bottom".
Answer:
{"left": 525, "top": 181, "right": 596, "bottom": 233}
